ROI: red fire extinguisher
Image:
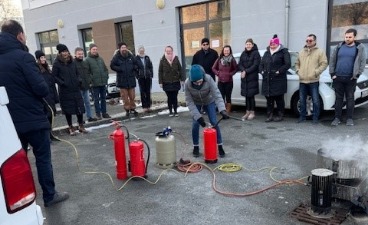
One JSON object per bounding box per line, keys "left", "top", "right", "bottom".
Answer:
{"left": 109, "top": 123, "right": 128, "bottom": 180}
{"left": 128, "top": 139, "right": 150, "bottom": 179}
{"left": 203, "top": 126, "right": 217, "bottom": 164}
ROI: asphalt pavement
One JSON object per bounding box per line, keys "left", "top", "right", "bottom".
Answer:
{"left": 28, "top": 91, "right": 368, "bottom": 225}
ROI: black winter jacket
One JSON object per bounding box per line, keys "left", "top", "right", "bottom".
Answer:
{"left": 0, "top": 32, "right": 50, "bottom": 134}
{"left": 238, "top": 44, "right": 261, "bottom": 97}
{"left": 52, "top": 55, "right": 85, "bottom": 115}
{"left": 75, "top": 58, "right": 91, "bottom": 91}
{"left": 135, "top": 55, "right": 153, "bottom": 79}
{"left": 192, "top": 48, "right": 218, "bottom": 80}
{"left": 38, "top": 63, "right": 59, "bottom": 117}
{"left": 259, "top": 46, "right": 291, "bottom": 96}
{"left": 110, "top": 52, "right": 140, "bottom": 89}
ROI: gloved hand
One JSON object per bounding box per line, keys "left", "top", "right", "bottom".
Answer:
{"left": 220, "top": 110, "right": 230, "bottom": 120}
{"left": 197, "top": 117, "right": 206, "bottom": 127}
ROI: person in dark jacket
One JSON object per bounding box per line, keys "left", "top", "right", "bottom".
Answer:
{"left": 329, "top": 28, "right": 367, "bottom": 126}
{"left": 238, "top": 38, "right": 261, "bottom": 120}
{"left": 192, "top": 38, "right": 219, "bottom": 81}
{"left": 212, "top": 45, "right": 238, "bottom": 113}
{"left": 0, "top": 20, "right": 69, "bottom": 207}
{"left": 85, "top": 43, "right": 111, "bottom": 120}
{"left": 74, "top": 47, "right": 97, "bottom": 122}
{"left": 259, "top": 35, "right": 291, "bottom": 122}
{"left": 110, "top": 42, "right": 141, "bottom": 117}
{"left": 158, "top": 46, "right": 186, "bottom": 117}
{"left": 35, "top": 50, "right": 60, "bottom": 141}
{"left": 52, "top": 44, "right": 87, "bottom": 135}
{"left": 136, "top": 45, "right": 154, "bottom": 112}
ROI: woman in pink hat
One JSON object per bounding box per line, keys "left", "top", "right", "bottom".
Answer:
{"left": 259, "top": 34, "right": 291, "bottom": 122}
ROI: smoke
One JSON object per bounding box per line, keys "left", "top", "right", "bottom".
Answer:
{"left": 320, "top": 135, "right": 368, "bottom": 171}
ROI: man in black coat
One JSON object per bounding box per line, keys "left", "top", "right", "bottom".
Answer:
{"left": 192, "top": 38, "right": 219, "bottom": 81}
{"left": 110, "top": 42, "right": 142, "bottom": 116}
{"left": 0, "top": 20, "right": 69, "bottom": 207}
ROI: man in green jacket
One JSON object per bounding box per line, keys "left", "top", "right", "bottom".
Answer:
{"left": 85, "top": 43, "right": 111, "bottom": 120}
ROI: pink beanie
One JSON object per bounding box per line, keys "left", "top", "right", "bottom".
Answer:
{"left": 269, "top": 34, "right": 280, "bottom": 45}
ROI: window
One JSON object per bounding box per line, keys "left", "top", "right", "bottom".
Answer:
{"left": 180, "top": 0, "right": 231, "bottom": 77}
{"left": 328, "top": 0, "right": 368, "bottom": 62}
{"left": 81, "top": 28, "right": 93, "bottom": 55}
{"left": 115, "top": 21, "right": 135, "bottom": 55}
{"left": 37, "top": 30, "right": 59, "bottom": 64}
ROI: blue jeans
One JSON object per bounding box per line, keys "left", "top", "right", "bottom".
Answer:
{"left": 81, "top": 90, "right": 92, "bottom": 118}
{"left": 19, "top": 129, "right": 56, "bottom": 203}
{"left": 192, "top": 101, "right": 223, "bottom": 146}
{"left": 333, "top": 76, "right": 356, "bottom": 119}
{"left": 92, "top": 86, "right": 107, "bottom": 115}
{"left": 299, "top": 82, "right": 320, "bottom": 121}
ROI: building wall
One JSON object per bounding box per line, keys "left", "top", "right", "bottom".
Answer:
{"left": 20, "top": 0, "right": 329, "bottom": 69}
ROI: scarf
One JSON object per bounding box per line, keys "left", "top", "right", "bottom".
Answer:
{"left": 220, "top": 55, "right": 233, "bottom": 66}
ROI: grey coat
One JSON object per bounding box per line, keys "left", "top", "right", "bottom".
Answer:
{"left": 329, "top": 41, "right": 366, "bottom": 79}
{"left": 184, "top": 74, "right": 225, "bottom": 121}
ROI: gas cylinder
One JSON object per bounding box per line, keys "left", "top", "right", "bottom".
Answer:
{"left": 203, "top": 127, "right": 217, "bottom": 164}
{"left": 109, "top": 126, "right": 128, "bottom": 180}
{"left": 155, "top": 127, "right": 176, "bottom": 168}
{"left": 128, "top": 140, "right": 148, "bottom": 178}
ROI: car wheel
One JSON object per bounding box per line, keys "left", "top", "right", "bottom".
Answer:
{"left": 291, "top": 93, "right": 323, "bottom": 118}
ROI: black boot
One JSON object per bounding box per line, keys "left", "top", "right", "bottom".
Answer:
{"left": 265, "top": 113, "right": 273, "bottom": 122}
{"left": 125, "top": 110, "right": 130, "bottom": 117}
{"left": 274, "top": 112, "right": 284, "bottom": 122}
{"left": 192, "top": 146, "right": 199, "bottom": 157}
{"left": 218, "top": 145, "right": 225, "bottom": 158}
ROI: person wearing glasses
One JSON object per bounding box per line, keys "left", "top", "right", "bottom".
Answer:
{"left": 295, "top": 34, "right": 328, "bottom": 124}
{"left": 185, "top": 65, "right": 229, "bottom": 158}
{"left": 192, "top": 38, "right": 218, "bottom": 81}
{"left": 259, "top": 34, "right": 291, "bottom": 122}
{"left": 329, "top": 28, "right": 367, "bottom": 126}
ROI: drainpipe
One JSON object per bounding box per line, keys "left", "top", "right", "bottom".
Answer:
{"left": 285, "top": 0, "right": 290, "bottom": 48}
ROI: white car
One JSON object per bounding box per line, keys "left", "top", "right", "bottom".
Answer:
{"left": 0, "top": 87, "right": 44, "bottom": 225}
{"left": 232, "top": 51, "right": 368, "bottom": 116}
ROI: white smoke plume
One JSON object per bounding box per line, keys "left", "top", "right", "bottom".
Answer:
{"left": 320, "top": 135, "right": 368, "bottom": 171}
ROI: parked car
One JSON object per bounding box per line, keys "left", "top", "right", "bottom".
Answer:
{"left": 0, "top": 86, "right": 44, "bottom": 225}
{"left": 106, "top": 74, "right": 120, "bottom": 99}
{"left": 232, "top": 51, "right": 368, "bottom": 116}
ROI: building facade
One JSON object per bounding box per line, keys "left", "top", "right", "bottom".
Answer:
{"left": 20, "top": 0, "right": 368, "bottom": 75}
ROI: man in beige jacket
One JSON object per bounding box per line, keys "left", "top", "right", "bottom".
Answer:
{"left": 295, "top": 34, "right": 328, "bottom": 123}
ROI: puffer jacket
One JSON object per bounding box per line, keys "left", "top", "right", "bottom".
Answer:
{"left": 259, "top": 45, "right": 291, "bottom": 96}
{"left": 85, "top": 52, "right": 109, "bottom": 87}
{"left": 212, "top": 56, "right": 237, "bottom": 83}
{"left": 75, "top": 58, "right": 92, "bottom": 91}
{"left": 185, "top": 74, "right": 225, "bottom": 121}
{"left": 238, "top": 44, "right": 261, "bottom": 97}
{"left": 158, "top": 55, "right": 185, "bottom": 92}
{"left": 0, "top": 32, "right": 50, "bottom": 134}
{"left": 110, "top": 52, "right": 140, "bottom": 89}
{"left": 295, "top": 45, "right": 328, "bottom": 84}
{"left": 52, "top": 54, "right": 85, "bottom": 115}
{"left": 38, "top": 63, "right": 59, "bottom": 116}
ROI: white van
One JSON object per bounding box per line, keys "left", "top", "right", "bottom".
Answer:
{"left": 0, "top": 86, "right": 44, "bottom": 225}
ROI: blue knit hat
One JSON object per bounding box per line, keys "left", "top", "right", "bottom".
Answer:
{"left": 190, "top": 65, "right": 205, "bottom": 81}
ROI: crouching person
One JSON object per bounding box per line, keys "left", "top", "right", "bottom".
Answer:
{"left": 185, "top": 64, "right": 229, "bottom": 158}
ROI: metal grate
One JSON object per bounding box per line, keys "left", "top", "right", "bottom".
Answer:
{"left": 290, "top": 203, "right": 348, "bottom": 225}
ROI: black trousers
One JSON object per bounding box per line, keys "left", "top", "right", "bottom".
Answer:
{"left": 138, "top": 77, "right": 152, "bottom": 109}
{"left": 65, "top": 113, "right": 83, "bottom": 126}
{"left": 165, "top": 90, "right": 179, "bottom": 113}
{"left": 265, "top": 94, "right": 285, "bottom": 115}
{"left": 246, "top": 96, "right": 256, "bottom": 111}
{"left": 218, "top": 81, "right": 233, "bottom": 104}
